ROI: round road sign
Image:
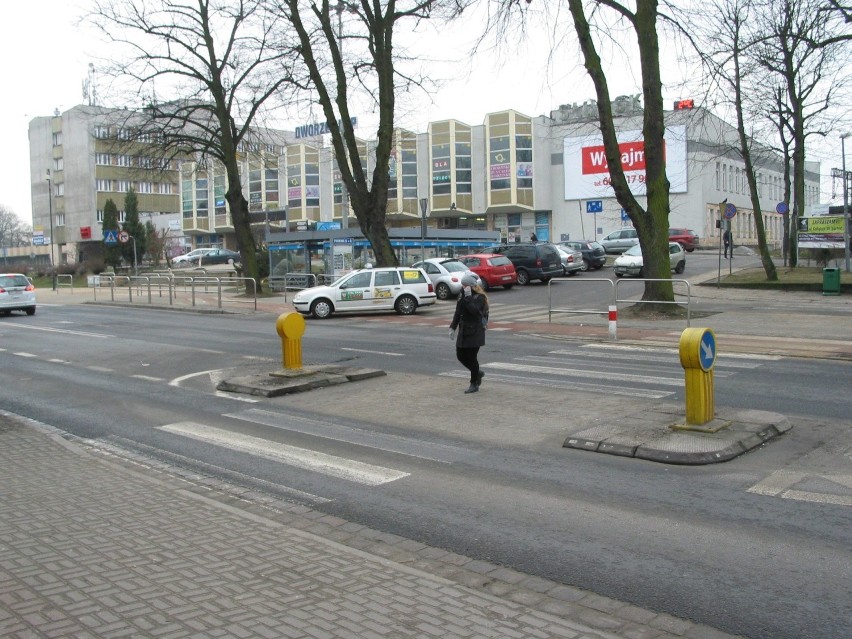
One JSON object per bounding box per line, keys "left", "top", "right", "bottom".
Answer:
{"left": 724, "top": 203, "right": 737, "bottom": 219}
{"left": 118, "top": 230, "right": 130, "bottom": 243}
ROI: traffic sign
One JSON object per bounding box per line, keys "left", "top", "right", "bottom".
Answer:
{"left": 118, "top": 230, "right": 130, "bottom": 244}
{"left": 698, "top": 330, "right": 716, "bottom": 371}
{"left": 724, "top": 203, "right": 737, "bottom": 219}
{"left": 103, "top": 230, "right": 118, "bottom": 245}
{"left": 586, "top": 200, "right": 603, "bottom": 213}
{"left": 776, "top": 202, "right": 789, "bottom": 214}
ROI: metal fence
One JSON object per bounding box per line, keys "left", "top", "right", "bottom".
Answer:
{"left": 90, "top": 271, "right": 257, "bottom": 311}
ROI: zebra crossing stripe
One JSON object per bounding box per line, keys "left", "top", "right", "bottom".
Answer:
{"left": 158, "top": 422, "right": 410, "bottom": 486}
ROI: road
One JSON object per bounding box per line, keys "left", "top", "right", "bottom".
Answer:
{"left": 1, "top": 280, "right": 850, "bottom": 639}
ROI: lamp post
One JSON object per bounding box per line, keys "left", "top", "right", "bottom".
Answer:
{"left": 842, "top": 133, "right": 850, "bottom": 273}
{"left": 45, "top": 169, "right": 56, "bottom": 291}
{"left": 419, "top": 197, "right": 428, "bottom": 260}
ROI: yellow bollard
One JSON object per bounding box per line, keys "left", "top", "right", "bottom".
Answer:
{"left": 276, "top": 312, "right": 306, "bottom": 370}
{"left": 678, "top": 328, "right": 717, "bottom": 425}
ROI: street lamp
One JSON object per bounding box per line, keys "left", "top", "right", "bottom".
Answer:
{"left": 419, "top": 197, "right": 428, "bottom": 260}
{"left": 45, "top": 169, "right": 56, "bottom": 291}
{"left": 842, "top": 133, "right": 850, "bottom": 273}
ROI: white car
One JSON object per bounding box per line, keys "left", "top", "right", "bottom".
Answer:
{"left": 293, "top": 266, "right": 437, "bottom": 319}
{"left": 0, "top": 273, "right": 36, "bottom": 316}
{"left": 411, "top": 258, "right": 482, "bottom": 300}
{"left": 172, "top": 248, "right": 214, "bottom": 267}
{"left": 613, "top": 242, "right": 686, "bottom": 277}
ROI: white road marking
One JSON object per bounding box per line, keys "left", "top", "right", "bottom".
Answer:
{"left": 341, "top": 347, "right": 404, "bottom": 356}
{"left": 485, "top": 361, "right": 684, "bottom": 387}
{"left": 747, "top": 470, "right": 852, "bottom": 507}
{"left": 581, "top": 343, "right": 782, "bottom": 360}
{"left": 86, "top": 366, "right": 113, "bottom": 373}
{"left": 132, "top": 374, "right": 164, "bottom": 382}
{"left": 13, "top": 352, "right": 38, "bottom": 358}
{"left": 439, "top": 370, "right": 672, "bottom": 398}
{"left": 0, "top": 324, "right": 114, "bottom": 338}
{"left": 158, "top": 421, "right": 410, "bottom": 486}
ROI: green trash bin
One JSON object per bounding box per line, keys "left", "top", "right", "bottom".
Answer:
{"left": 822, "top": 267, "right": 840, "bottom": 296}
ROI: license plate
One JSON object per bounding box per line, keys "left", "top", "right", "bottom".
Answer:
{"left": 501, "top": 275, "right": 511, "bottom": 281}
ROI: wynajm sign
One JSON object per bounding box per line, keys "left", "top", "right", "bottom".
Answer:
{"left": 295, "top": 117, "right": 358, "bottom": 139}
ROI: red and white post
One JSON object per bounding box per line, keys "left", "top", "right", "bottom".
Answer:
{"left": 608, "top": 305, "right": 617, "bottom": 340}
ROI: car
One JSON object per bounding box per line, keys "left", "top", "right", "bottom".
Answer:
{"left": 457, "top": 253, "right": 517, "bottom": 290}
{"left": 613, "top": 242, "right": 686, "bottom": 277}
{"left": 555, "top": 245, "right": 583, "bottom": 276}
{"left": 668, "top": 228, "right": 700, "bottom": 252}
{"left": 0, "top": 273, "right": 36, "bottom": 316}
{"left": 484, "top": 242, "right": 564, "bottom": 285}
{"left": 292, "top": 265, "right": 436, "bottom": 319}
{"left": 172, "top": 248, "right": 215, "bottom": 267}
{"left": 599, "top": 228, "right": 639, "bottom": 254}
{"left": 558, "top": 240, "right": 607, "bottom": 271}
{"left": 411, "top": 258, "right": 482, "bottom": 300}
{"left": 199, "top": 248, "right": 241, "bottom": 266}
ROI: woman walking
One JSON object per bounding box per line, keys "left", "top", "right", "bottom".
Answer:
{"left": 449, "top": 273, "right": 489, "bottom": 394}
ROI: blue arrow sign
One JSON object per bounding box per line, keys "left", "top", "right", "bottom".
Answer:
{"left": 699, "top": 330, "right": 716, "bottom": 371}
{"left": 103, "top": 230, "right": 118, "bottom": 245}
{"left": 586, "top": 200, "right": 603, "bottom": 213}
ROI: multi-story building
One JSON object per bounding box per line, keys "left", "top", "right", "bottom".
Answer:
{"left": 30, "top": 99, "right": 821, "bottom": 269}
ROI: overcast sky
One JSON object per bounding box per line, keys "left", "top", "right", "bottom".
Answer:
{"left": 2, "top": 1, "right": 845, "bottom": 226}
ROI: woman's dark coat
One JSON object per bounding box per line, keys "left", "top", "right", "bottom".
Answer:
{"left": 450, "top": 292, "right": 487, "bottom": 348}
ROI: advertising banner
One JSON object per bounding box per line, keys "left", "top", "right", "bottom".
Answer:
{"left": 798, "top": 216, "right": 846, "bottom": 249}
{"left": 563, "top": 125, "right": 687, "bottom": 200}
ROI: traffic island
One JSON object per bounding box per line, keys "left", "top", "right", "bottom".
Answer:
{"left": 216, "top": 364, "right": 386, "bottom": 397}
{"left": 563, "top": 406, "right": 791, "bottom": 465}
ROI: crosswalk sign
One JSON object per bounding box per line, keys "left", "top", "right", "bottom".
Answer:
{"left": 103, "top": 230, "right": 118, "bottom": 244}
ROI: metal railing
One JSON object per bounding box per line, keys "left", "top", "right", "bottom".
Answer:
{"left": 90, "top": 272, "right": 257, "bottom": 311}
{"left": 269, "top": 272, "right": 320, "bottom": 302}
{"left": 547, "top": 278, "right": 615, "bottom": 322}
{"left": 614, "top": 278, "right": 692, "bottom": 327}
{"left": 54, "top": 274, "right": 74, "bottom": 292}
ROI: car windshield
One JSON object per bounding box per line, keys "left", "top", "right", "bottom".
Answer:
{"left": 623, "top": 244, "right": 643, "bottom": 256}
{"left": 589, "top": 242, "right": 603, "bottom": 250}
{"left": 440, "top": 260, "right": 468, "bottom": 273}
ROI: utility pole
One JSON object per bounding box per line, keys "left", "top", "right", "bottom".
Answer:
{"left": 842, "top": 133, "right": 850, "bottom": 273}
{"left": 45, "top": 169, "right": 56, "bottom": 291}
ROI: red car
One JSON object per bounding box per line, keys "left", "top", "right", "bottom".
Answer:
{"left": 668, "top": 228, "right": 700, "bottom": 252}
{"left": 458, "top": 253, "right": 517, "bottom": 290}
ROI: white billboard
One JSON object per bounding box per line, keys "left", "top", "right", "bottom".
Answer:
{"left": 563, "top": 125, "right": 687, "bottom": 200}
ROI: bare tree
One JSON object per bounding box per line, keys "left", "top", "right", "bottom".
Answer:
{"left": 699, "top": 0, "right": 778, "bottom": 280}
{"left": 0, "top": 205, "right": 32, "bottom": 249}
{"left": 754, "top": 0, "right": 851, "bottom": 266}
{"left": 89, "top": 0, "right": 295, "bottom": 291}
{"left": 566, "top": 0, "right": 676, "bottom": 306}
{"left": 275, "top": 1, "right": 470, "bottom": 267}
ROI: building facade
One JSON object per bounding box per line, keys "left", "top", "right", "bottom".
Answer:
{"left": 30, "top": 100, "right": 821, "bottom": 267}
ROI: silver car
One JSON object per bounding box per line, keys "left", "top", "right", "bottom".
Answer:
{"left": 0, "top": 273, "right": 36, "bottom": 316}
{"left": 554, "top": 246, "right": 584, "bottom": 276}
{"left": 411, "top": 258, "right": 482, "bottom": 300}
{"left": 613, "top": 242, "right": 686, "bottom": 277}
{"left": 600, "top": 228, "right": 639, "bottom": 254}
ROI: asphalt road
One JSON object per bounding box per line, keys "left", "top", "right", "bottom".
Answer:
{"left": 1, "top": 301, "right": 850, "bottom": 639}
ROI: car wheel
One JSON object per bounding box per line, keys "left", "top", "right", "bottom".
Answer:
{"left": 686, "top": 248, "right": 695, "bottom": 253}
{"left": 580, "top": 258, "right": 590, "bottom": 272}
{"left": 675, "top": 261, "right": 686, "bottom": 274}
{"left": 435, "top": 282, "right": 452, "bottom": 300}
{"left": 227, "top": 258, "right": 235, "bottom": 265}
{"left": 638, "top": 268, "right": 644, "bottom": 278}
{"left": 310, "top": 298, "right": 333, "bottom": 319}
{"left": 502, "top": 284, "right": 514, "bottom": 290}
{"left": 395, "top": 294, "right": 417, "bottom": 315}
{"left": 25, "top": 307, "right": 36, "bottom": 316}
{"left": 568, "top": 270, "right": 579, "bottom": 276}
{"left": 516, "top": 270, "right": 530, "bottom": 286}
{"left": 480, "top": 278, "right": 491, "bottom": 291}
{"left": 615, "top": 273, "right": 623, "bottom": 278}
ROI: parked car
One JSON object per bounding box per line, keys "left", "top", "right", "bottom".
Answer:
{"left": 484, "top": 242, "right": 564, "bottom": 285}
{"left": 292, "top": 266, "right": 436, "bottom": 319}
{"left": 199, "top": 248, "right": 241, "bottom": 266}
{"left": 555, "top": 245, "right": 583, "bottom": 276}
{"left": 599, "top": 228, "right": 639, "bottom": 254}
{"left": 558, "top": 240, "right": 607, "bottom": 271}
{"left": 172, "top": 248, "right": 215, "bottom": 267}
{"left": 411, "top": 258, "right": 481, "bottom": 300}
{"left": 613, "top": 242, "right": 686, "bottom": 277}
{"left": 668, "top": 228, "right": 700, "bottom": 252}
{"left": 458, "top": 253, "right": 517, "bottom": 290}
{"left": 0, "top": 273, "right": 36, "bottom": 316}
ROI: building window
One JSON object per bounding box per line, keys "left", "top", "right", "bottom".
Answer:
{"left": 96, "top": 210, "right": 104, "bottom": 223}
{"left": 96, "top": 179, "right": 112, "bottom": 191}
{"left": 456, "top": 142, "right": 472, "bottom": 194}
{"left": 196, "top": 176, "right": 209, "bottom": 218}
{"left": 96, "top": 153, "right": 111, "bottom": 165}
{"left": 117, "top": 180, "right": 131, "bottom": 192}
{"left": 137, "top": 182, "right": 153, "bottom": 194}
{"left": 56, "top": 213, "right": 65, "bottom": 227}
{"left": 432, "top": 142, "right": 451, "bottom": 195}
{"left": 305, "top": 162, "right": 319, "bottom": 207}
{"left": 94, "top": 125, "right": 110, "bottom": 139}
{"left": 52, "top": 132, "right": 62, "bottom": 146}
{"left": 117, "top": 128, "right": 133, "bottom": 141}
{"left": 116, "top": 155, "right": 132, "bottom": 167}
{"left": 265, "top": 165, "right": 279, "bottom": 208}
{"left": 53, "top": 157, "right": 64, "bottom": 171}
{"left": 54, "top": 183, "right": 64, "bottom": 197}
{"left": 516, "top": 127, "right": 533, "bottom": 190}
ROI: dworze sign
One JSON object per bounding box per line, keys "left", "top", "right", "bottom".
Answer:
{"left": 295, "top": 117, "right": 358, "bottom": 139}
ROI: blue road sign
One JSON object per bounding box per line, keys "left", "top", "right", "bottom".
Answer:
{"left": 776, "top": 202, "right": 789, "bottom": 214}
{"left": 724, "top": 203, "right": 737, "bottom": 219}
{"left": 699, "top": 330, "right": 716, "bottom": 371}
{"left": 586, "top": 200, "right": 603, "bottom": 213}
{"left": 103, "top": 230, "right": 118, "bottom": 245}
{"left": 620, "top": 208, "right": 630, "bottom": 222}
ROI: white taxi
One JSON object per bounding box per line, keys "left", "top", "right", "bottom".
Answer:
{"left": 293, "top": 265, "right": 437, "bottom": 319}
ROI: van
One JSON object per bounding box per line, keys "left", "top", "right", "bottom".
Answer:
{"left": 485, "top": 242, "right": 564, "bottom": 285}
